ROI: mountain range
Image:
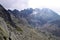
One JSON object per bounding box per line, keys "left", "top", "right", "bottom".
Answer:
{"left": 0, "top": 4, "right": 60, "bottom": 40}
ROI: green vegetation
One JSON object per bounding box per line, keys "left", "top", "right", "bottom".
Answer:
{"left": 16, "top": 27, "right": 23, "bottom": 32}
{"left": 0, "top": 25, "right": 9, "bottom": 40}
{"left": 0, "top": 26, "right": 8, "bottom": 37}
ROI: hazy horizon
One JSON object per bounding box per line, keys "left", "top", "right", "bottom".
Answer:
{"left": 0, "top": 0, "right": 60, "bottom": 15}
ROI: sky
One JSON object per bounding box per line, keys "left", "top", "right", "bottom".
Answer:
{"left": 0, "top": 0, "right": 60, "bottom": 15}
{"left": 0, "top": 0, "right": 28, "bottom": 10}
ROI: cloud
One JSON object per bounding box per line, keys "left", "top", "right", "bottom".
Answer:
{"left": 28, "top": 0, "right": 60, "bottom": 15}
{"left": 0, "top": 0, "right": 28, "bottom": 10}
{"left": 0, "top": 0, "right": 60, "bottom": 15}
{"left": 28, "top": 0, "right": 60, "bottom": 8}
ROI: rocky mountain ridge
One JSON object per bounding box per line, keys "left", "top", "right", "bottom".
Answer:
{"left": 0, "top": 4, "right": 60, "bottom": 40}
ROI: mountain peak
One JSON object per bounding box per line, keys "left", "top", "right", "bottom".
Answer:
{"left": 41, "top": 8, "right": 52, "bottom": 12}
{"left": 42, "top": 8, "right": 50, "bottom": 10}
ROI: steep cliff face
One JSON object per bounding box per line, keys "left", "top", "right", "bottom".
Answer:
{"left": 0, "top": 4, "right": 59, "bottom": 40}
{"left": 0, "top": 4, "right": 11, "bottom": 22}
{"left": 0, "top": 4, "right": 17, "bottom": 28}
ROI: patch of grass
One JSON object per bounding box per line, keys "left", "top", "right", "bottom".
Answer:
{"left": 16, "top": 27, "right": 23, "bottom": 32}
{"left": 0, "top": 26, "right": 9, "bottom": 37}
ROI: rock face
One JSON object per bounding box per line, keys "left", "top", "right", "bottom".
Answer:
{"left": 0, "top": 4, "right": 60, "bottom": 40}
